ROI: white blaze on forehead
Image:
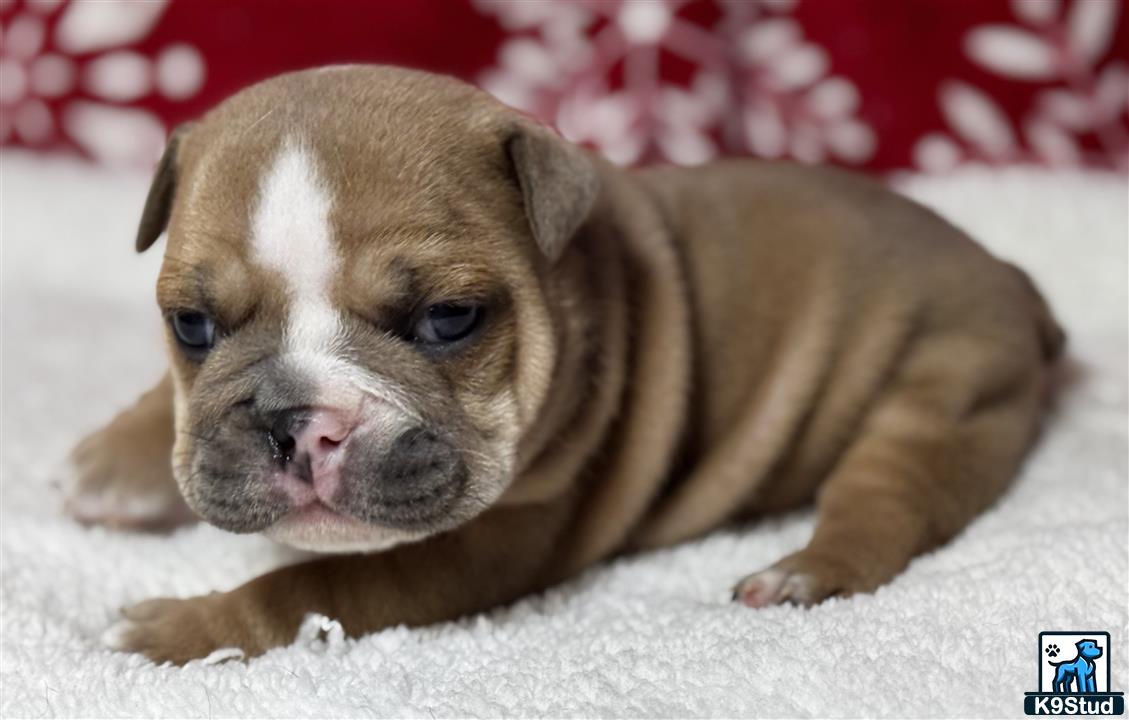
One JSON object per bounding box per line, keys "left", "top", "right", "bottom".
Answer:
{"left": 251, "top": 140, "right": 342, "bottom": 356}
{"left": 248, "top": 140, "right": 419, "bottom": 421}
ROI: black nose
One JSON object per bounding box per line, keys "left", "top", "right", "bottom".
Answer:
{"left": 265, "top": 408, "right": 309, "bottom": 465}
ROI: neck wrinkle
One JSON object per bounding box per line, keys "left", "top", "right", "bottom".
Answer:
{"left": 550, "top": 165, "right": 694, "bottom": 580}
{"left": 499, "top": 192, "right": 630, "bottom": 508}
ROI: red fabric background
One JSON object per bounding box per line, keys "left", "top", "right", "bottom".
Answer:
{"left": 2, "top": 0, "right": 1126, "bottom": 171}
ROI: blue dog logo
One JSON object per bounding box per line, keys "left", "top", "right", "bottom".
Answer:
{"left": 1049, "top": 639, "right": 1103, "bottom": 694}
{"left": 1025, "top": 631, "right": 1125, "bottom": 716}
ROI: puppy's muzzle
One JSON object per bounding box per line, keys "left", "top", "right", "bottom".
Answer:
{"left": 340, "top": 425, "right": 468, "bottom": 529}
{"left": 377, "top": 427, "right": 463, "bottom": 505}
{"left": 264, "top": 404, "right": 467, "bottom": 529}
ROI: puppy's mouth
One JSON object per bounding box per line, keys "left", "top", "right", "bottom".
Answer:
{"left": 273, "top": 497, "right": 370, "bottom": 532}
{"left": 276, "top": 485, "right": 459, "bottom": 529}
{"left": 256, "top": 418, "right": 469, "bottom": 542}
{"left": 262, "top": 430, "right": 457, "bottom": 553}
{"left": 286, "top": 498, "right": 349, "bottom": 522}
{"left": 184, "top": 399, "right": 476, "bottom": 550}
{"left": 264, "top": 497, "right": 427, "bottom": 553}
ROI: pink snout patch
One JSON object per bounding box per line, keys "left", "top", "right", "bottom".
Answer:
{"left": 272, "top": 407, "right": 355, "bottom": 507}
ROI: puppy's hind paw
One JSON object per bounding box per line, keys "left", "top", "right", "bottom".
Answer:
{"left": 100, "top": 617, "right": 139, "bottom": 651}
{"left": 732, "top": 567, "right": 825, "bottom": 608}
{"left": 733, "top": 549, "right": 873, "bottom": 608}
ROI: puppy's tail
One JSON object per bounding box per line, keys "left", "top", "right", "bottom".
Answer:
{"left": 1009, "top": 264, "right": 1067, "bottom": 362}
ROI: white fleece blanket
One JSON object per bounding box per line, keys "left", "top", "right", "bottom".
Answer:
{"left": 1, "top": 152, "right": 1126, "bottom": 718}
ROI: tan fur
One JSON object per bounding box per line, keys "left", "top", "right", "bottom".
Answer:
{"left": 62, "top": 374, "right": 192, "bottom": 530}
{"left": 64, "top": 67, "right": 1064, "bottom": 663}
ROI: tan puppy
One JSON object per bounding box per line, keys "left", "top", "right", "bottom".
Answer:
{"left": 63, "top": 66, "right": 1064, "bottom": 664}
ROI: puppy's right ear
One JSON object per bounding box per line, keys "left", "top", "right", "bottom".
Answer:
{"left": 136, "top": 124, "right": 192, "bottom": 253}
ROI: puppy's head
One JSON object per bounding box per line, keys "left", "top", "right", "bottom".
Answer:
{"left": 138, "top": 66, "right": 598, "bottom": 552}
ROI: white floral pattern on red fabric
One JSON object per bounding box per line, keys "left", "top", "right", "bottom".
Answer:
{"left": 915, "top": 0, "right": 1127, "bottom": 171}
{"left": 0, "top": 0, "right": 204, "bottom": 165}
{"left": 475, "top": 0, "right": 876, "bottom": 166}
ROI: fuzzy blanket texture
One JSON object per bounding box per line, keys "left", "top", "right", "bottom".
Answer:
{"left": 1, "top": 152, "right": 1126, "bottom": 718}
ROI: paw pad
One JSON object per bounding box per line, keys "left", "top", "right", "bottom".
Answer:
{"left": 1045, "top": 643, "right": 1060, "bottom": 657}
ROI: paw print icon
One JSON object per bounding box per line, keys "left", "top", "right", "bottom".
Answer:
{"left": 1045, "top": 643, "right": 1061, "bottom": 658}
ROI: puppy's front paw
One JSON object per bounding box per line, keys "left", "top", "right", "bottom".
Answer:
{"left": 61, "top": 417, "right": 193, "bottom": 531}
{"left": 62, "top": 462, "right": 193, "bottom": 531}
{"left": 103, "top": 595, "right": 250, "bottom": 665}
{"left": 733, "top": 550, "right": 871, "bottom": 608}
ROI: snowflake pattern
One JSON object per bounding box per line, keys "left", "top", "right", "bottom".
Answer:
{"left": 0, "top": 0, "right": 204, "bottom": 165}
{"left": 475, "top": 0, "right": 875, "bottom": 166}
{"left": 2, "top": 0, "right": 1123, "bottom": 174}
{"left": 915, "top": 0, "right": 1127, "bottom": 171}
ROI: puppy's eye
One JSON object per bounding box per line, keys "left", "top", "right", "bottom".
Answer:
{"left": 413, "top": 304, "right": 482, "bottom": 345}
{"left": 171, "top": 311, "right": 216, "bottom": 356}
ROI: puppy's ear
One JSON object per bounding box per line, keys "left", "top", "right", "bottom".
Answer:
{"left": 506, "top": 122, "right": 599, "bottom": 261}
{"left": 136, "top": 124, "right": 193, "bottom": 253}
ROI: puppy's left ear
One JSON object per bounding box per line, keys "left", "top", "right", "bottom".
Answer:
{"left": 136, "top": 123, "right": 193, "bottom": 253}
{"left": 506, "top": 122, "right": 599, "bottom": 262}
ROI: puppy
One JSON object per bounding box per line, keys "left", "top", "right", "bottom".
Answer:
{"left": 63, "top": 66, "right": 1064, "bottom": 664}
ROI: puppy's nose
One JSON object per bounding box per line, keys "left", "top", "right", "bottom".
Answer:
{"left": 268, "top": 407, "right": 354, "bottom": 494}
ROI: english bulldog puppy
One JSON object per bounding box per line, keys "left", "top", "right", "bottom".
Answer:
{"left": 63, "top": 66, "right": 1065, "bottom": 664}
